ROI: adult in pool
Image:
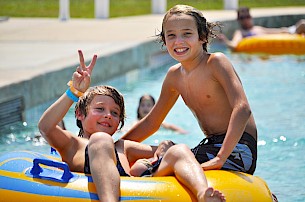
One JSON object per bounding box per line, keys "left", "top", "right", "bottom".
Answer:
{"left": 218, "top": 7, "right": 305, "bottom": 50}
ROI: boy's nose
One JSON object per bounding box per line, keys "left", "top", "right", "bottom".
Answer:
{"left": 175, "top": 36, "right": 184, "bottom": 44}
{"left": 104, "top": 111, "right": 112, "bottom": 119}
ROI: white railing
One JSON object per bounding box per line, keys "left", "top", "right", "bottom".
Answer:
{"left": 152, "top": 0, "right": 166, "bottom": 14}
{"left": 59, "top": 0, "right": 69, "bottom": 21}
{"left": 59, "top": 0, "right": 238, "bottom": 21}
{"left": 95, "top": 0, "right": 109, "bottom": 19}
{"left": 224, "top": 0, "right": 238, "bottom": 10}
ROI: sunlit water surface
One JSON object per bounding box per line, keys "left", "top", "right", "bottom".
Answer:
{"left": 1, "top": 45, "right": 305, "bottom": 202}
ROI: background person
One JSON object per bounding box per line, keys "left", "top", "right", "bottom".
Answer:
{"left": 218, "top": 7, "right": 305, "bottom": 49}
{"left": 137, "top": 94, "right": 188, "bottom": 134}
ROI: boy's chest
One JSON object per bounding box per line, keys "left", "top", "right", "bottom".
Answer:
{"left": 178, "top": 67, "right": 219, "bottom": 105}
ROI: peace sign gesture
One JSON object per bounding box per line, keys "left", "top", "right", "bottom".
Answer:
{"left": 72, "top": 50, "right": 97, "bottom": 93}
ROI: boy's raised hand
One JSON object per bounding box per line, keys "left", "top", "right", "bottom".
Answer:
{"left": 72, "top": 50, "right": 97, "bottom": 92}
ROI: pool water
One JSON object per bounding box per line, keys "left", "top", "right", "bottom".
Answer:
{"left": 1, "top": 46, "right": 305, "bottom": 202}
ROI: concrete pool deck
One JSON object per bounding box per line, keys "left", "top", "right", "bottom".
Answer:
{"left": 0, "top": 7, "right": 305, "bottom": 112}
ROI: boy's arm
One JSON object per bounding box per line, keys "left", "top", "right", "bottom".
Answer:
{"left": 118, "top": 139, "right": 157, "bottom": 164}
{"left": 122, "top": 68, "right": 179, "bottom": 142}
{"left": 153, "top": 140, "right": 175, "bottom": 158}
{"left": 38, "top": 94, "right": 77, "bottom": 150}
{"left": 121, "top": 139, "right": 174, "bottom": 165}
{"left": 38, "top": 50, "right": 97, "bottom": 152}
{"left": 201, "top": 53, "right": 251, "bottom": 170}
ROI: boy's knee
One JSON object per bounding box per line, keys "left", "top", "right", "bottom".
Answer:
{"left": 167, "top": 144, "right": 191, "bottom": 159}
{"left": 175, "top": 144, "right": 191, "bottom": 154}
{"left": 159, "top": 140, "right": 175, "bottom": 147}
{"left": 89, "top": 132, "right": 114, "bottom": 150}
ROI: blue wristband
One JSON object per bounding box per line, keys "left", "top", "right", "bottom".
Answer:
{"left": 66, "top": 88, "right": 79, "bottom": 102}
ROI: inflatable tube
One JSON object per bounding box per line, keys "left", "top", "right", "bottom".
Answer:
{"left": 0, "top": 151, "right": 274, "bottom": 202}
{"left": 235, "top": 34, "right": 305, "bottom": 55}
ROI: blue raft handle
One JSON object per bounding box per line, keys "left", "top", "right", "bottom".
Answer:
{"left": 30, "top": 158, "right": 74, "bottom": 182}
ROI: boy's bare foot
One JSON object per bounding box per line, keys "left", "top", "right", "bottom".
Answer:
{"left": 198, "top": 187, "right": 226, "bottom": 202}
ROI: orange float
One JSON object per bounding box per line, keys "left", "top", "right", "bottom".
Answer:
{"left": 235, "top": 34, "right": 305, "bottom": 55}
{"left": 0, "top": 150, "right": 274, "bottom": 202}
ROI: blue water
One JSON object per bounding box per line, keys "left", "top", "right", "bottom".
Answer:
{"left": 1, "top": 45, "right": 305, "bottom": 202}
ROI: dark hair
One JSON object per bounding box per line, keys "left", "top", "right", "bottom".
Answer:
{"left": 75, "top": 85, "right": 126, "bottom": 137}
{"left": 237, "top": 7, "right": 251, "bottom": 20}
{"left": 137, "top": 94, "right": 155, "bottom": 120}
{"left": 157, "top": 4, "right": 221, "bottom": 52}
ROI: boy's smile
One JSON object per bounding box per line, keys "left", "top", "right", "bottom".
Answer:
{"left": 163, "top": 14, "right": 204, "bottom": 62}
{"left": 82, "top": 95, "right": 121, "bottom": 136}
{"left": 98, "top": 121, "right": 111, "bottom": 127}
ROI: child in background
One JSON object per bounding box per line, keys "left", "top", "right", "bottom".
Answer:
{"left": 123, "top": 5, "right": 258, "bottom": 175}
{"left": 137, "top": 94, "right": 188, "bottom": 134}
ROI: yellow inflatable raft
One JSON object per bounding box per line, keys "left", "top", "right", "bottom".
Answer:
{"left": 0, "top": 151, "right": 274, "bottom": 202}
{"left": 235, "top": 34, "right": 305, "bottom": 55}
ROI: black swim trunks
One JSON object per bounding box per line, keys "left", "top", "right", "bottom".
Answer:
{"left": 191, "top": 132, "right": 257, "bottom": 174}
{"left": 84, "top": 145, "right": 130, "bottom": 176}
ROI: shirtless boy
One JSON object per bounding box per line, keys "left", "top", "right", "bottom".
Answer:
{"left": 123, "top": 5, "right": 257, "bottom": 175}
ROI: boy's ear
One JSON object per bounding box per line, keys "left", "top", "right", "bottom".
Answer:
{"left": 199, "top": 37, "right": 207, "bottom": 44}
{"left": 75, "top": 109, "right": 85, "bottom": 120}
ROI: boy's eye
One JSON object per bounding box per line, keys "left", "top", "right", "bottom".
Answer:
{"left": 111, "top": 111, "right": 119, "bottom": 117}
{"left": 167, "top": 34, "right": 175, "bottom": 38}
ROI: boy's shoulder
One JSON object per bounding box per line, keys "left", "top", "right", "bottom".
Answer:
{"left": 169, "top": 62, "right": 181, "bottom": 69}
{"left": 167, "top": 63, "right": 182, "bottom": 72}
{"left": 209, "top": 52, "right": 226, "bottom": 57}
{"left": 208, "top": 52, "right": 228, "bottom": 63}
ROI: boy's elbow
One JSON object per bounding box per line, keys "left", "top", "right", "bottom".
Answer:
{"left": 38, "top": 118, "right": 51, "bottom": 137}
{"left": 239, "top": 102, "right": 252, "bottom": 118}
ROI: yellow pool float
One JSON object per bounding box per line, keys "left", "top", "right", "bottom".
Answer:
{"left": 235, "top": 34, "right": 305, "bottom": 55}
{"left": 0, "top": 150, "right": 274, "bottom": 202}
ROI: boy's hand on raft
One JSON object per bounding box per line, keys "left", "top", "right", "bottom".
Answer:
{"left": 201, "top": 156, "right": 225, "bottom": 170}
{"left": 72, "top": 50, "right": 97, "bottom": 93}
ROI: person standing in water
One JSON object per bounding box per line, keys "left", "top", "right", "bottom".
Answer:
{"left": 136, "top": 94, "right": 188, "bottom": 134}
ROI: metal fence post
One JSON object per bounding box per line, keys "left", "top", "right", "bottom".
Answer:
{"left": 224, "top": 0, "right": 238, "bottom": 10}
{"left": 59, "top": 0, "right": 70, "bottom": 21}
{"left": 152, "top": 0, "right": 167, "bottom": 14}
{"left": 95, "top": 0, "right": 109, "bottom": 19}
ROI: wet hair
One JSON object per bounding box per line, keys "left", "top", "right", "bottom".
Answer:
{"left": 75, "top": 85, "right": 126, "bottom": 137}
{"left": 137, "top": 94, "right": 155, "bottom": 120}
{"left": 237, "top": 7, "right": 251, "bottom": 20}
{"left": 157, "top": 4, "right": 221, "bottom": 52}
